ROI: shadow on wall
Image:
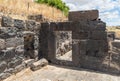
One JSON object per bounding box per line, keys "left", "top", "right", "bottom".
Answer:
{"left": 39, "top": 10, "right": 120, "bottom": 75}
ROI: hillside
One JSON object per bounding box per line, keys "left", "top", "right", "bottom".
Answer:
{"left": 0, "top": 0, "right": 67, "bottom": 21}
{"left": 107, "top": 26, "right": 120, "bottom": 38}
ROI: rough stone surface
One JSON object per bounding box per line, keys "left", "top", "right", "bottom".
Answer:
{"left": 25, "top": 20, "right": 36, "bottom": 31}
{"left": 8, "top": 58, "right": 22, "bottom": 68}
{"left": 30, "top": 58, "right": 48, "bottom": 71}
{"left": 69, "top": 10, "right": 99, "bottom": 21}
{"left": 14, "top": 64, "right": 25, "bottom": 74}
{"left": 0, "top": 10, "right": 120, "bottom": 80}
{"left": 1, "top": 16, "right": 13, "bottom": 27}
{"left": 14, "top": 19, "right": 25, "bottom": 30}
{"left": 15, "top": 45, "right": 24, "bottom": 56}
{"left": 0, "top": 73, "right": 11, "bottom": 80}
{"left": 6, "top": 37, "right": 24, "bottom": 47}
{"left": 0, "top": 61, "right": 7, "bottom": 73}
{"left": 27, "top": 14, "right": 44, "bottom": 22}
{"left": 0, "top": 27, "right": 18, "bottom": 39}
{"left": 4, "top": 68, "right": 14, "bottom": 74}
{"left": 0, "top": 39, "right": 5, "bottom": 50}
{"left": 0, "top": 48, "right": 15, "bottom": 62}
{"left": 23, "top": 59, "right": 35, "bottom": 67}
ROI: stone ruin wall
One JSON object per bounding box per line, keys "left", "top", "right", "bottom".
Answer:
{"left": 0, "top": 10, "right": 120, "bottom": 80}
{"left": 39, "top": 10, "right": 120, "bottom": 75}
{"left": 0, "top": 15, "right": 45, "bottom": 80}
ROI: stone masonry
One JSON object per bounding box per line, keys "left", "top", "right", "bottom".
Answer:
{"left": 39, "top": 10, "right": 120, "bottom": 75}
{"left": 0, "top": 15, "right": 42, "bottom": 80}
{"left": 0, "top": 9, "right": 120, "bottom": 80}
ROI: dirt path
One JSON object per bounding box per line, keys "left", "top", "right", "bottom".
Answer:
{"left": 4, "top": 65, "right": 120, "bottom": 81}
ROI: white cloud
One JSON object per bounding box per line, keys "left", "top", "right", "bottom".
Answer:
{"left": 100, "top": 11, "right": 119, "bottom": 19}
{"left": 62, "top": 0, "right": 120, "bottom": 26}
{"left": 66, "top": 3, "right": 77, "bottom": 11}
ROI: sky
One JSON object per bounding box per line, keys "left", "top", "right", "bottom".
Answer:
{"left": 62, "top": 0, "right": 120, "bottom": 26}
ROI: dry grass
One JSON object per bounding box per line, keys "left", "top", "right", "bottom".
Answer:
{"left": 0, "top": 0, "right": 67, "bottom": 21}
{"left": 107, "top": 26, "right": 120, "bottom": 38}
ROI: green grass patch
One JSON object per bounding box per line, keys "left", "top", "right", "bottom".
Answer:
{"left": 35, "top": 0, "right": 69, "bottom": 16}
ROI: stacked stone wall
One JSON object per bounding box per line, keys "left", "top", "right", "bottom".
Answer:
{"left": 39, "top": 10, "right": 120, "bottom": 75}
{"left": 0, "top": 16, "right": 41, "bottom": 80}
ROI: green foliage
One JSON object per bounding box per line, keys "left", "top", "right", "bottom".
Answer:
{"left": 35, "top": 0, "right": 69, "bottom": 16}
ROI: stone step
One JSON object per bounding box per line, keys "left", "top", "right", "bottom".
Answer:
{"left": 23, "top": 59, "right": 35, "bottom": 68}
{"left": 30, "top": 58, "right": 48, "bottom": 71}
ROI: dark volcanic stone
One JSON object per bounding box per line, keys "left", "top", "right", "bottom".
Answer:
{"left": 1, "top": 16, "right": 13, "bottom": 27}
{"left": 14, "top": 19, "right": 25, "bottom": 30}
{"left": 0, "top": 61, "right": 7, "bottom": 73}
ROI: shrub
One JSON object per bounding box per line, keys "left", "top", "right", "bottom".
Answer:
{"left": 35, "top": 0, "right": 69, "bottom": 16}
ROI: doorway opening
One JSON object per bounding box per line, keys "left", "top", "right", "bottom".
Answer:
{"left": 55, "top": 31, "right": 72, "bottom": 61}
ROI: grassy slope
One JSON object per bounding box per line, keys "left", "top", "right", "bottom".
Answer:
{"left": 0, "top": 0, "right": 67, "bottom": 20}
{"left": 107, "top": 26, "right": 120, "bottom": 38}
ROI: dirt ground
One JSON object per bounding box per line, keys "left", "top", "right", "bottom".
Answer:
{"left": 4, "top": 65, "right": 120, "bottom": 81}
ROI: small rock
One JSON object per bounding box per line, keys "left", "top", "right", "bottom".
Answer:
{"left": 8, "top": 58, "right": 22, "bottom": 68}
{"left": 14, "top": 63, "right": 25, "bottom": 74}
{"left": 14, "top": 19, "right": 25, "bottom": 30}
{"left": 0, "top": 39, "right": 5, "bottom": 50}
{"left": 0, "top": 73, "right": 11, "bottom": 80}
{"left": 30, "top": 58, "right": 48, "bottom": 71}
{"left": 1, "top": 16, "right": 13, "bottom": 27}
{"left": 0, "top": 61, "right": 7, "bottom": 73}
{"left": 23, "top": 59, "right": 35, "bottom": 67}
{"left": 4, "top": 68, "right": 14, "bottom": 74}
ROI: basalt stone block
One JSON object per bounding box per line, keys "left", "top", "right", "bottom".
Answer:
{"left": 1, "top": 16, "right": 13, "bottom": 27}
{"left": 34, "top": 35, "right": 39, "bottom": 50}
{"left": 15, "top": 45, "right": 24, "bottom": 56}
{"left": 91, "top": 31, "right": 107, "bottom": 40}
{"left": 0, "top": 27, "right": 18, "bottom": 39}
{"left": 0, "top": 61, "right": 7, "bottom": 73}
{"left": 0, "top": 73, "right": 11, "bottom": 80}
{"left": 72, "top": 31, "right": 90, "bottom": 39}
{"left": 4, "top": 68, "right": 14, "bottom": 74}
{"left": 79, "top": 39, "right": 108, "bottom": 57}
{"left": 89, "top": 21, "right": 106, "bottom": 31}
{"left": 28, "top": 14, "right": 44, "bottom": 22}
{"left": 8, "top": 58, "right": 23, "bottom": 68}
{"left": 25, "top": 20, "right": 36, "bottom": 31}
{"left": 0, "top": 39, "right": 5, "bottom": 50}
{"left": 86, "top": 40, "right": 108, "bottom": 52}
{"left": 51, "top": 22, "right": 72, "bottom": 31}
{"left": 1, "top": 47, "right": 15, "bottom": 61}
{"left": 79, "top": 40, "right": 87, "bottom": 51}
{"left": 14, "top": 19, "right": 25, "bottom": 30}
{"left": 6, "top": 37, "right": 24, "bottom": 47}
{"left": 72, "top": 40, "right": 80, "bottom": 66}
{"left": 14, "top": 63, "right": 25, "bottom": 74}
{"left": 69, "top": 10, "right": 99, "bottom": 21}
{"left": 71, "top": 21, "right": 90, "bottom": 31}
{"left": 16, "top": 31, "right": 24, "bottom": 38}
{"left": 39, "top": 23, "right": 49, "bottom": 59}
{"left": 79, "top": 55, "right": 109, "bottom": 72}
